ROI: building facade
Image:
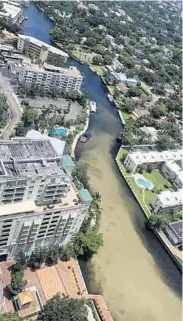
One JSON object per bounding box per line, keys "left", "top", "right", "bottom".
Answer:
{"left": 17, "top": 34, "right": 68, "bottom": 63}
{"left": 162, "top": 161, "right": 183, "bottom": 190}
{"left": 18, "top": 62, "right": 83, "bottom": 92}
{"left": 0, "top": 138, "right": 92, "bottom": 260}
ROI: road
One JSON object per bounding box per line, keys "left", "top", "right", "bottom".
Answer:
{"left": 0, "top": 72, "right": 22, "bottom": 140}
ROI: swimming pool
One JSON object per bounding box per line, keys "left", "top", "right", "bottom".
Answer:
{"left": 135, "top": 175, "right": 153, "bottom": 190}
{"left": 51, "top": 128, "right": 68, "bottom": 136}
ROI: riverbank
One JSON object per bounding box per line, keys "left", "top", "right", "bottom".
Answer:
{"left": 71, "top": 108, "right": 90, "bottom": 159}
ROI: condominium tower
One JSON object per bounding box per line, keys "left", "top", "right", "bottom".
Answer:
{"left": 17, "top": 34, "right": 68, "bottom": 63}
{"left": 18, "top": 62, "right": 83, "bottom": 92}
{"left": 0, "top": 138, "right": 92, "bottom": 260}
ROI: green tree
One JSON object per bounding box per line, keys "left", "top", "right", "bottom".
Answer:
{"left": 0, "top": 312, "right": 22, "bottom": 321}
{"left": 15, "top": 123, "right": 24, "bottom": 136}
{"left": 150, "top": 104, "right": 166, "bottom": 118}
{"left": 61, "top": 243, "right": 75, "bottom": 261}
{"left": 123, "top": 102, "right": 135, "bottom": 113}
{"left": 147, "top": 214, "right": 170, "bottom": 230}
{"left": 74, "top": 230, "right": 103, "bottom": 257}
{"left": 7, "top": 271, "right": 27, "bottom": 296}
{"left": 22, "top": 107, "right": 37, "bottom": 126}
{"left": 38, "top": 295, "right": 88, "bottom": 321}
{"left": 12, "top": 252, "right": 27, "bottom": 273}
{"left": 28, "top": 247, "right": 48, "bottom": 269}
{"left": 45, "top": 245, "right": 59, "bottom": 266}
{"left": 126, "top": 87, "right": 142, "bottom": 97}
{"left": 157, "top": 134, "right": 176, "bottom": 151}
{"left": 92, "top": 55, "right": 103, "bottom": 65}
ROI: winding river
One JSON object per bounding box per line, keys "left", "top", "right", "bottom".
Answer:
{"left": 21, "top": 3, "right": 181, "bottom": 321}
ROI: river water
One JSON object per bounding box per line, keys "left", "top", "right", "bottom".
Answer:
{"left": 21, "top": 3, "right": 182, "bottom": 321}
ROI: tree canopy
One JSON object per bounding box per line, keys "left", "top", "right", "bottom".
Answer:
{"left": 74, "top": 230, "right": 103, "bottom": 257}
{"left": 0, "top": 313, "right": 22, "bottom": 321}
{"left": 38, "top": 295, "right": 88, "bottom": 321}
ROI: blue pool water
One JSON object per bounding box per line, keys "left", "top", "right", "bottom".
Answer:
{"left": 136, "top": 178, "right": 152, "bottom": 190}
{"left": 52, "top": 128, "right": 68, "bottom": 136}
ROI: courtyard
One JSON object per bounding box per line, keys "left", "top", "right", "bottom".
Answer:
{"left": 116, "top": 148, "right": 174, "bottom": 217}
{"left": 0, "top": 258, "right": 113, "bottom": 321}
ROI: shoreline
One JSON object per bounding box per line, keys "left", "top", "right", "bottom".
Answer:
{"left": 71, "top": 108, "right": 90, "bottom": 159}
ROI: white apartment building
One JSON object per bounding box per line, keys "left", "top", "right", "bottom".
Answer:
{"left": 151, "top": 189, "right": 183, "bottom": 214}
{"left": 17, "top": 34, "right": 68, "bottom": 63}
{"left": 162, "top": 161, "right": 183, "bottom": 190}
{"left": 124, "top": 149, "right": 183, "bottom": 173}
{"left": 18, "top": 62, "right": 83, "bottom": 92}
{"left": 0, "top": 138, "right": 92, "bottom": 260}
{"left": 0, "top": 1, "right": 23, "bottom": 24}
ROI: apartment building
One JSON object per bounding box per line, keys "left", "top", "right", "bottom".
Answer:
{"left": 151, "top": 189, "right": 183, "bottom": 214}
{"left": 124, "top": 149, "right": 183, "bottom": 173}
{"left": 0, "top": 1, "right": 23, "bottom": 24}
{"left": 18, "top": 62, "right": 83, "bottom": 92}
{"left": 17, "top": 34, "right": 68, "bottom": 63}
{"left": 162, "top": 161, "right": 183, "bottom": 190}
{"left": 0, "top": 138, "right": 92, "bottom": 259}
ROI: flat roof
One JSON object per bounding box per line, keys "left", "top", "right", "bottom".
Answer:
{"left": 26, "top": 130, "right": 65, "bottom": 157}
{"left": 0, "top": 200, "right": 36, "bottom": 216}
{"left": 157, "top": 189, "right": 183, "bottom": 207}
{"left": 1, "top": 3, "right": 21, "bottom": 19}
{"left": 21, "top": 61, "right": 82, "bottom": 78}
{"left": 0, "top": 138, "right": 64, "bottom": 178}
{"left": 169, "top": 220, "right": 182, "bottom": 239}
{"left": 18, "top": 34, "right": 68, "bottom": 57}
{"left": 128, "top": 149, "right": 183, "bottom": 165}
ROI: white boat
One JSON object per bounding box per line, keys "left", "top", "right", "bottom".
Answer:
{"left": 107, "top": 94, "right": 114, "bottom": 102}
{"left": 90, "top": 101, "right": 97, "bottom": 113}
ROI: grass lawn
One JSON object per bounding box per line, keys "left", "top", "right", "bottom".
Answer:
{"left": 121, "top": 111, "right": 132, "bottom": 121}
{"left": 144, "top": 170, "right": 172, "bottom": 190}
{"left": 107, "top": 85, "right": 115, "bottom": 95}
{"left": 92, "top": 65, "right": 104, "bottom": 76}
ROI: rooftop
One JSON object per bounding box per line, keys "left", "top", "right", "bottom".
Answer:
{"left": 21, "top": 61, "right": 82, "bottom": 78}
{"left": 0, "top": 3, "right": 21, "bottom": 19}
{"left": 0, "top": 200, "right": 36, "bottom": 216}
{"left": 0, "top": 184, "right": 92, "bottom": 217}
{"left": 18, "top": 34, "right": 68, "bottom": 57}
{"left": 18, "top": 290, "right": 34, "bottom": 305}
{"left": 164, "top": 161, "right": 181, "bottom": 173}
{"left": 169, "top": 220, "right": 182, "bottom": 239}
{"left": 157, "top": 189, "right": 183, "bottom": 207}
{"left": 26, "top": 130, "right": 65, "bottom": 157}
{"left": 0, "top": 139, "right": 64, "bottom": 178}
{"left": 128, "top": 149, "right": 183, "bottom": 165}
